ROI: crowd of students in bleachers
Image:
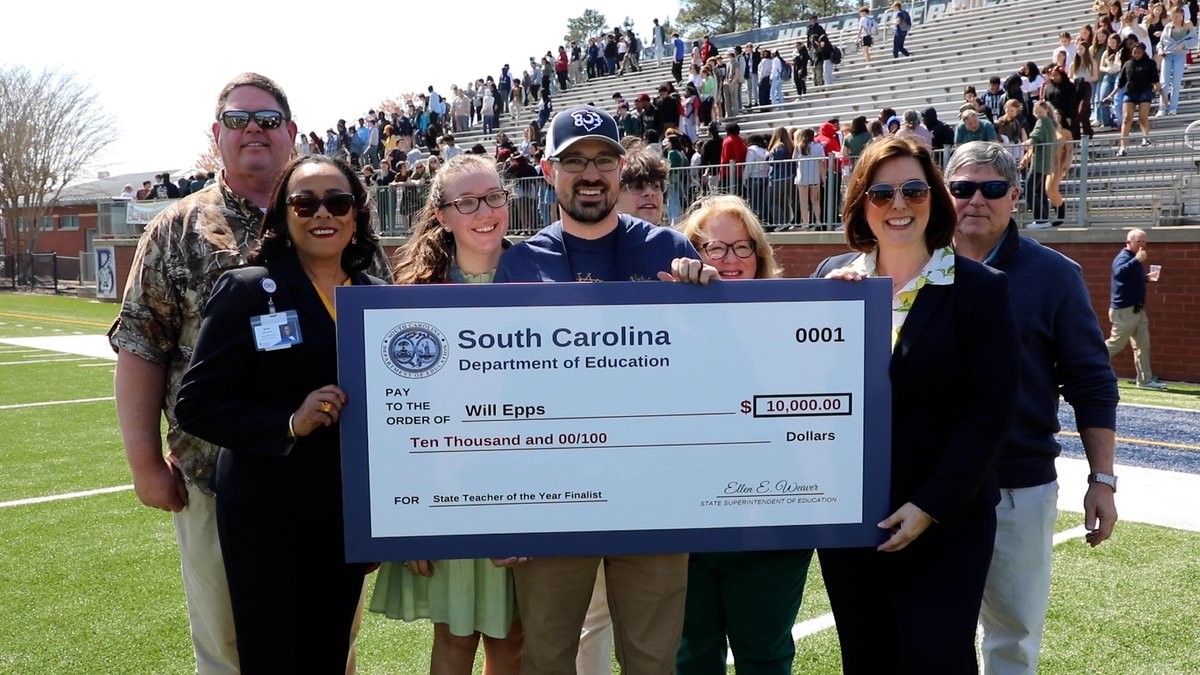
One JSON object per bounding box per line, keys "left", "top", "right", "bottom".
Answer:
{"left": 272, "top": 0, "right": 1199, "bottom": 235}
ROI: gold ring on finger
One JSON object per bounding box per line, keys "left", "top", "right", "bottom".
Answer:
{"left": 319, "top": 401, "right": 333, "bottom": 413}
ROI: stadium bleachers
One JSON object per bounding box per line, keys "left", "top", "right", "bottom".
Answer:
{"left": 439, "top": 0, "right": 1200, "bottom": 227}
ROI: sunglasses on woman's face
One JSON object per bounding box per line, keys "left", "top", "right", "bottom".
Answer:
{"left": 287, "top": 193, "right": 356, "bottom": 217}
{"left": 948, "top": 180, "right": 1010, "bottom": 200}
{"left": 219, "top": 109, "right": 286, "bottom": 130}
{"left": 865, "top": 180, "right": 931, "bottom": 207}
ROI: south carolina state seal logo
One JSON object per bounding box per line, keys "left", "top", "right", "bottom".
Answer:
{"left": 381, "top": 322, "right": 449, "bottom": 378}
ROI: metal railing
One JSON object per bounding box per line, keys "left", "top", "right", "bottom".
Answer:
{"left": 370, "top": 135, "right": 1199, "bottom": 238}
{"left": 2, "top": 252, "right": 65, "bottom": 292}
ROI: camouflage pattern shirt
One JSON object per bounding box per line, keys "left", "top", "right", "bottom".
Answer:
{"left": 109, "top": 175, "right": 395, "bottom": 493}
{"left": 108, "top": 176, "right": 266, "bottom": 493}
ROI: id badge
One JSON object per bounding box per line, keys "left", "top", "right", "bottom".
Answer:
{"left": 251, "top": 310, "right": 303, "bottom": 351}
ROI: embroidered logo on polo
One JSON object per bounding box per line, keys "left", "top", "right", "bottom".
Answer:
{"left": 571, "top": 110, "right": 603, "bottom": 131}
{"left": 381, "top": 322, "right": 449, "bottom": 378}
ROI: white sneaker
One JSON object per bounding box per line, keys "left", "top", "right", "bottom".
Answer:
{"left": 1027, "top": 221, "right": 1052, "bottom": 229}
{"left": 1154, "top": 109, "right": 1167, "bottom": 118}
{"left": 1138, "top": 381, "right": 1168, "bottom": 390}
{"left": 1140, "top": 137, "right": 1152, "bottom": 147}
{"left": 1116, "top": 147, "right": 1128, "bottom": 157}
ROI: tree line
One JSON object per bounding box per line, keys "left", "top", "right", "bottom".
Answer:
{"left": 566, "top": 0, "right": 856, "bottom": 43}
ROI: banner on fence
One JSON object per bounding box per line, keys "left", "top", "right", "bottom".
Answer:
{"left": 124, "top": 200, "right": 176, "bottom": 226}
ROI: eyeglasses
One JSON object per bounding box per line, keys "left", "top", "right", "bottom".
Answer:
{"left": 438, "top": 189, "right": 511, "bottom": 214}
{"left": 948, "top": 180, "right": 1011, "bottom": 200}
{"left": 701, "top": 239, "right": 757, "bottom": 260}
{"left": 550, "top": 155, "right": 621, "bottom": 173}
{"left": 865, "top": 180, "right": 931, "bottom": 208}
{"left": 219, "top": 109, "right": 286, "bottom": 130}
{"left": 287, "top": 193, "right": 357, "bottom": 217}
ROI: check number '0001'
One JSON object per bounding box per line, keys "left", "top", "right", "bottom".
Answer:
{"left": 794, "top": 327, "right": 846, "bottom": 343}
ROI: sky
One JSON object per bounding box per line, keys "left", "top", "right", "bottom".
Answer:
{"left": 0, "top": 0, "right": 680, "bottom": 180}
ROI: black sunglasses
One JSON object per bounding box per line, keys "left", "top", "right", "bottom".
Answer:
{"left": 219, "top": 109, "right": 286, "bottom": 130}
{"left": 287, "top": 193, "right": 357, "bottom": 217}
{"left": 948, "top": 180, "right": 1011, "bottom": 199}
{"left": 865, "top": 180, "right": 931, "bottom": 207}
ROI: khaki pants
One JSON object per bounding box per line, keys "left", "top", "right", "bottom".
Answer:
{"left": 514, "top": 554, "right": 688, "bottom": 675}
{"left": 173, "top": 484, "right": 239, "bottom": 675}
{"left": 723, "top": 81, "right": 741, "bottom": 117}
{"left": 980, "top": 482, "right": 1059, "bottom": 675}
{"left": 1106, "top": 305, "right": 1155, "bottom": 384}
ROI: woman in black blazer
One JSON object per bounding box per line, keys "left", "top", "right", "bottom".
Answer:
{"left": 176, "top": 155, "right": 383, "bottom": 673}
{"left": 812, "top": 138, "right": 1019, "bottom": 673}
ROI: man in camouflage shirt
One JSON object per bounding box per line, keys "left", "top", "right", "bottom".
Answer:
{"left": 110, "top": 72, "right": 390, "bottom": 674}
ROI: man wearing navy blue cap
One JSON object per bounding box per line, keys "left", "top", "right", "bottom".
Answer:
{"left": 496, "top": 105, "right": 708, "bottom": 285}
{"left": 495, "top": 104, "right": 711, "bottom": 674}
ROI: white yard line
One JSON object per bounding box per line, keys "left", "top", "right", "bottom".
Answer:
{"left": 0, "top": 357, "right": 99, "bottom": 366}
{"left": 1117, "top": 401, "right": 1200, "bottom": 413}
{"left": 0, "top": 335, "right": 116, "bottom": 361}
{"left": 0, "top": 485, "right": 133, "bottom": 508}
{"left": 791, "top": 613, "right": 838, "bottom": 640}
{"left": 0, "top": 396, "right": 115, "bottom": 410}
{"left": 1051, "top": 525, "right": 1089, "bottom": 545}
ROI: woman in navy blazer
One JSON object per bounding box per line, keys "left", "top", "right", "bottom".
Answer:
{"left": 176, "top": 155, "right": 383, "bottom": 673}
{"left": 812, "top": 138, "right": 1019, "bottom": 673}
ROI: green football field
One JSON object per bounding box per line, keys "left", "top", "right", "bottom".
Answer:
{"left": 1, "top": 293, "right": 1197, "bottom": 674}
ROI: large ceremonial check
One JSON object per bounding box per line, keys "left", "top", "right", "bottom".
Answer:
{"left": 337, "top": 279, "right": 892, "bottom": 562}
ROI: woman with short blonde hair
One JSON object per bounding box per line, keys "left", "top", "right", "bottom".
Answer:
{"left": 679, "top": 194, "right": 783, "bottom": 278}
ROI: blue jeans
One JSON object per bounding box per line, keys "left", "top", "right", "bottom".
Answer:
{"left": 893, "top": 30, "right": 910, "bottom": 57}
{"left": 540, "top": 187, "right": 556, "bottom": 227}
{"left": 746, "top": 177, "right": 769, "bottom": 218}
{"left": 770, "top": 77, "right": 784, "bottom": 104}
{"left": 667, "top": 184, "right": 684, "bottom": 225}
{"left": 1095, "top": 73, "right": 1117, "bottom": 125}
{"left": 606, "top": 57, "right": 619, "bottom": 75}
{"left": 1113, "top": 88, "right": 1126, "bottom": 127}
{"left": 483, "top": 115, "right": 494, "bottom": 135}
{"left": 1162, "top": 51, "right": 1187, "bottom": 113}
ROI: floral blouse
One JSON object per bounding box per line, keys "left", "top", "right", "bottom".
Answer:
{"left": 846, "top": 245, "right": 956, "bottom": 349}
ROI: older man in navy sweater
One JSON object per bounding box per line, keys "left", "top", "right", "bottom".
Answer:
{"left": 947, "top": 142, "right": 1119, "bottom": 675}
{"left": 1106, "top": 228, "right": 1166, "bottom": 389}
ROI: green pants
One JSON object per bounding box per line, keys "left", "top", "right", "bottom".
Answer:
{"left": 677, "top": 549, "right": 814, "bottom": 675}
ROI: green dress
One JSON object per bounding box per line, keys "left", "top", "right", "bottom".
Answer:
{"left": 368, "top": 266, "right": 517, "bottom": 638}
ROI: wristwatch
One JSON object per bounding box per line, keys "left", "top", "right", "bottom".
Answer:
{"left": 1088, "top": 472, "right": 1118, "bottom": 493}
